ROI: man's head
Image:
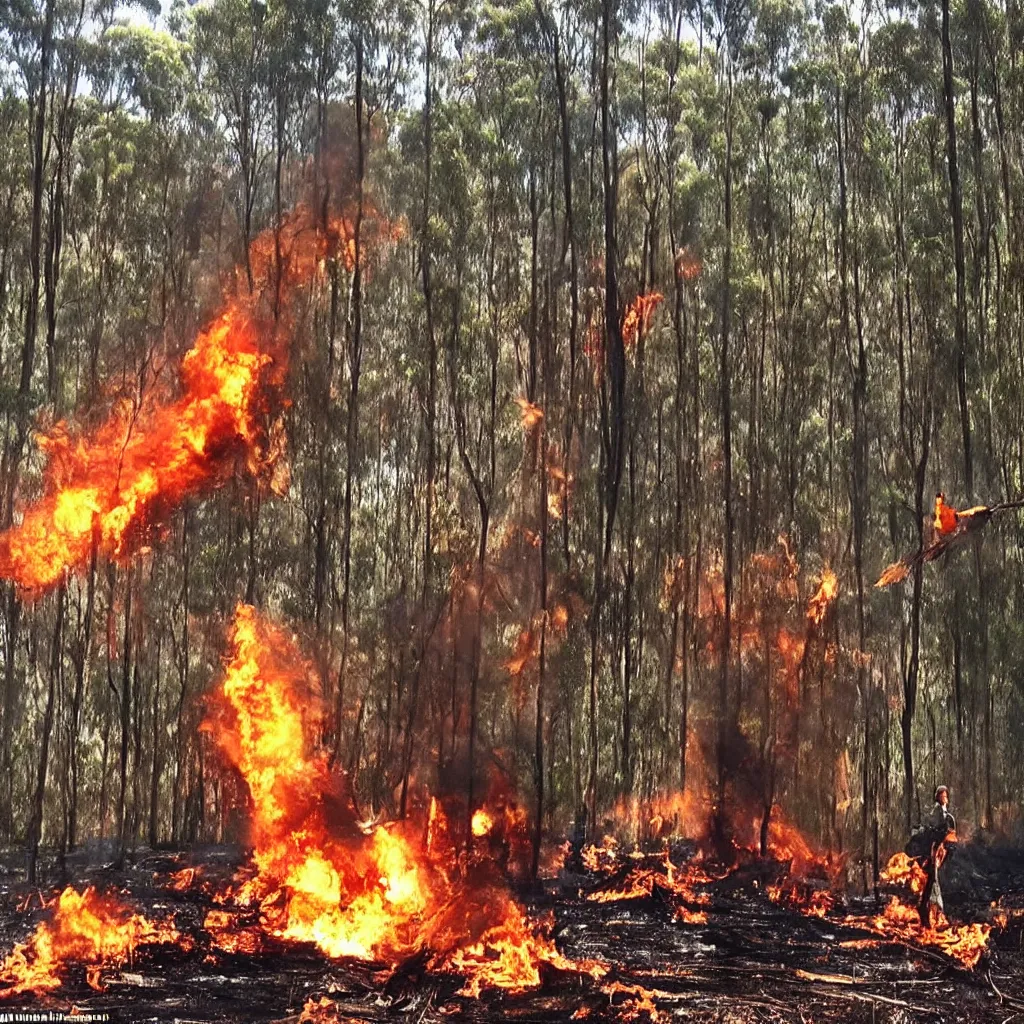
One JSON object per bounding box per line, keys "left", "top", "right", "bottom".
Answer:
{"left": 935, "top": 785, "right": 949, "bottom": 806}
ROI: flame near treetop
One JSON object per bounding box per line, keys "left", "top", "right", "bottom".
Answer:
{"left": 806, "top": 567, "right": 838, "bottom": 625}
{"left": 0, "top": 205, "right": 347, "bottom": 594}
{"left": 621, "top": 292, "right": 664, "bottom": 349}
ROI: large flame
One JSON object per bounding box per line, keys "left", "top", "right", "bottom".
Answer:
{"left": 0, "top": 206, "right": 341, "bottom": 593}
{"left": 204, "top": 604, "right": 603, "bottom": 993}
{"left": 0, "top": 886, "right": 181, "bottom": 997}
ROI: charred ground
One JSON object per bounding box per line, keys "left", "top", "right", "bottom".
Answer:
{"left": 0, "top": 835, "right": 1021, "bottom": 1024}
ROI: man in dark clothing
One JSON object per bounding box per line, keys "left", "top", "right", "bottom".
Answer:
{"left": 918, "top": 785, "right": 956, "bottom": 927}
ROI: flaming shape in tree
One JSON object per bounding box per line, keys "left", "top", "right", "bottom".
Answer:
{"left": 205, "top": 604, "right": 605, "bottom": 993}
{"left": 0, "top": 886, "right": 181, "bottom": 997}
{"left": 621, "top": 292, "right": 664, "bottom": 349}
{"left": 0, "top": 206, "right": 344, "bottom": 593}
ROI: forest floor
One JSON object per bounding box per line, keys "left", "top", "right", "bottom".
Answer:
{"left": 0, "top": 844, "right": 1021, "bottom": 1024}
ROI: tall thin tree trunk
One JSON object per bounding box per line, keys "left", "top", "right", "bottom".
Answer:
{"left": 26, "top": 584, "right": 65, "bottom": 884}
{"left": 715, "top": 57, "right": 736, "bottom": 849}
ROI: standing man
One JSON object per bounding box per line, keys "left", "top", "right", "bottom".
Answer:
{"left": 919, "top": 785, "right": 956, "bottom": 927}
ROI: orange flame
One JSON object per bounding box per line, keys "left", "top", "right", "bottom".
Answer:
{"left": 0, "top": 206, "right": 344, "bottom": 593}
{"left": 587, "top": 852, "right": 710, "bottom": 926}
{"left": 602, "top": 980, "right": 668, "bottom": 1022}
{"left": 205, "top": 604, "right": 603, "bottom": 994}
{"left": 471, "top": 809, "right": 494, "bottom": 837}
{"left": 879, "top": 851, "right": 928, "bottom": 895}
{"left": 0, "top": 886, "right": 181, "bottom": 997}
{"left": 514, "top": 397, "right": 544, "bottom": 431}
{"left": 840, "top": 898, "right": 992, "bottom": 969}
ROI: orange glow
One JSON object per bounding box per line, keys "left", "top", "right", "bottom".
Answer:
{"left": 166, "top": 866, "right": 201, "bottom": 891}
{"left": 602, "top": 980, "right": 668, "bottom": 1022}
{"left": 506, "top": 628, "right": 539, "bottom": 677}
{"left": 773, "top": 845, "right": 998, "bottom": 968}
{"left": 587, "top": 853, "right": 710, "bottom": 926}
{"left": 0, "top": 205, "right": 349, "bottom": 594}
{"left": 674, "top": 247, "right": 702, "bottom": 282}
{"left": 582, "top": 836, "right": 620, "bottom": 875}
{"left": 839, "top": 898, "right": 992, "bottom": 969}
{"left": 0, "top": 886, "right": 180, "bottom": 997}
{"left": 766, "top": 882, "right": 834, "bottom": 918}
{"left": 298, "top": 995, "right": 343, "bottom": 1023}
{"left": 514, "top": 397, "right": 544, "bottom": 431}
{"left": 434, "top": 891, "right": 606, "bottom": 998}
{"left": 879, "top": 851, "right": 928, "bottom": 896}
{"left": 763, "top": 813, "right": 836, "bottom": 880}
{"left": 203, "top": 909, "right": 263, "bottom": 955}
{"left": 472, "top": 809, "right": 494, "bottom": 837}
{"left": 876, "top": 560, "right": 911, "bottom": 587}
{"left": 933, "top": 493, "right": 958, "bottom": 535}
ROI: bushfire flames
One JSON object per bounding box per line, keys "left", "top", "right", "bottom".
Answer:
{"left": 0, "top": 205, "right": 345, "bottom": 593}
{"left": 0, "top": 590, "right": 1004, "bottom": 1023}
{"left": 0, "top": 886, "right": 181, "bottom": 997}
{"left": 584, "top": 782, "right": 999, "bottom": 973}
{"left": 203, "top": 604, "right": 604, "bottom": 992}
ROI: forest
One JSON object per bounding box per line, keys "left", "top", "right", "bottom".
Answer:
{"left": 0, "top": 0, "right": 1023, "bottom": 1017}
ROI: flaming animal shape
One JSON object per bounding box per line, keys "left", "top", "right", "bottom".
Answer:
{"left": 0, "top": 206, "right": 345, "bottom": 593}
{"left": 876, "top": 494, "right": 1024, "bottom": 588}
{"left": 204, "top": 604, "right": 604, "bottom": 993}
{"left": 0, "top": 886, "right": 181, "bottom": 997}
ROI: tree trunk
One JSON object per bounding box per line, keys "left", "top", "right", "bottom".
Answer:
{"left": 26, "top": 584, "right": 65, "bottom": 884}
{"left": 715, "top": 58, "right": 736, "bottom": 848}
